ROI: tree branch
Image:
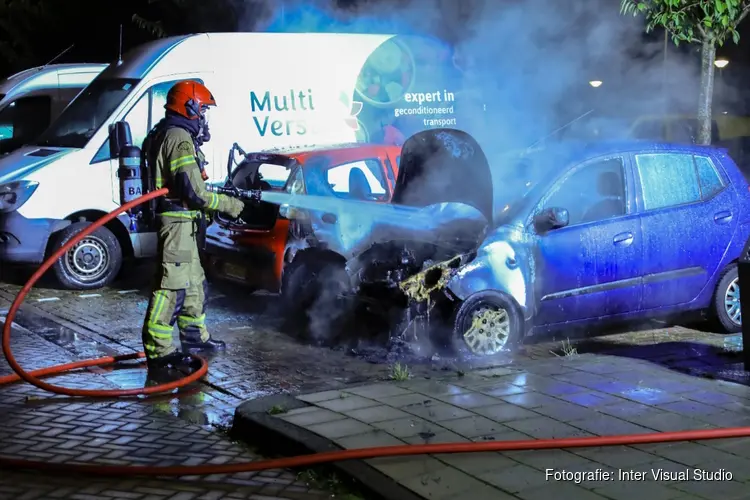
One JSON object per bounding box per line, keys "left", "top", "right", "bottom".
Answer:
{"left": 738, "top": 4, "right": 750, "bottom": 24}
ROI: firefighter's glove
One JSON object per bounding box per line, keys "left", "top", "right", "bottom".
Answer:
{"left": 225, "top": 197, "right": 245, "bottom": 219}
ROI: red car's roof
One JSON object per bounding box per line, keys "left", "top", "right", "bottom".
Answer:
{"left": 259, "top": 142, "right": 401, "bottom": 164}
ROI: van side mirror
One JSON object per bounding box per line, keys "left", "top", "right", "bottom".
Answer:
{"left": 534, "top": 207, "right": 569, "bottom": 234}
{"left": 108, "top": 121, "right": 132, "bottom": 159}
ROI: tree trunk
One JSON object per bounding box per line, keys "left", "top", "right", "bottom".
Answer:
{"left": 697, "top": 38, "right": 716, "bottom": 145}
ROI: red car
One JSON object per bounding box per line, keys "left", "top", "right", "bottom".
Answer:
{"left": 204, "top": 143, "right": 402, "bottom": 293}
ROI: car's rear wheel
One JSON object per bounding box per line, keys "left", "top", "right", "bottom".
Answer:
{"left": 713, "top": 264, "right": 742, "bottom": 333}
{"left": 452, "top": 290, "right": 522, "bottom": 356}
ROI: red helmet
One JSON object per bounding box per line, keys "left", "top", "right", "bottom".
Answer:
{"left": 165, "top": 80, "right": 217, "bottom": 120}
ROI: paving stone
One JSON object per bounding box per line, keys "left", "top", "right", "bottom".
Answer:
{"left": 671, "top": 475, "right": 749, "bottom": 499}
{"left": 572, "top": 445, "right": 658, "bottom": 468}
{"left": 345, "top": 404, "right": 411, "bottom": 423}
{"left": 631, "top": 442, "right": 737, "bottom": 467}
{"left": 399, "top": 401, "right": 474, "bottom": 422}
{"left": 596, "top": 400, "right": 659, "bottom": 419}
{"left": 568, "top": 414, "right": 655, "bottom": 435}
{"left": 624, "top": 411, "right": 714, "bottom": 432}
{"left": 366, "top": 455, "right": 446, "bottom": 480}
{"left": 442, "top": 481, "right": 518, "bottom": 499}
{"left": 295, "top": 390, "right": 347, "bottom": 403}
{"left": 333, "top": 430, "right": 404, "bottom": 449}
{"left": 559, "top": 391, "right": 624, "bottom": 408}
{"left": 403, "top": 430, "right": 470, "bottom": 445}
{"left": 305, "top": 418, "right": 374, "bottom": 440}
{"left": 502, "top": 448, "right": 593, "bottom": 470}
{"left": 372, "top": 416, "right": 440, "bottom": 438}
{"left": 378, "top": 393, "right": 436, "bottom": 408}
{"left": 503, "top": 416, "right": 594, "bottom": 439}
{"left": 470, "top": 429, "right": 534, "bottom": 442}
{"left": 432, "top": 392, "right": 501, "bottom": 409}
{"left": 517, "top": 482, "right": 608, "bottom": 499}
{"left": 472, "top": 403, "right": 541, "bottom": 422}
{"left": 312, "top": 394, "right": 380, "bottom": 413}
{"left": 344, "top": 383, "right": 413, "bottom": 399}
{"left": 400, "top": 466, "right": 486, "bottom": 499}
{"left": 697, "top": 456, "right": 750, "bottom": 481}
{"left": 431, "top": 415, "right": 505, "bottom": 438}
{"left": 474, "top": 382, "right": 528, "bottom": 397}
{"left": 593, "top": 480, "right": 684, "bottom": 499}
{"left": 431, "top": 451, "right": 515, "bottom": 475}
{"left": 529, "top": 399, "right": 593, "bottom": 422}
{"left": 500, "top": 392, "right": 564, "bottom": 409}
{"left": 402, "top": 381, "right": 472, "bottom": 398}
{"left": 476, "top": 462, "right": 551, "bottom": 493}
{"left": 618, "top": 387, "right": 685, "bottom": 406}
{"left": 277, "top": 409, "right": 347, "bottom": 427}
{"left": 656, "top": 399, "right": 726, "bottom": 416}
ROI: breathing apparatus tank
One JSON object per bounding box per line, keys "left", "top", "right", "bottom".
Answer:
{"left": 111, "top": 120, "right": 150, "bottom": 233}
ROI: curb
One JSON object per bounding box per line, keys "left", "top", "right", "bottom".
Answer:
{"left": 232, "top": 394, "right": 424, "bottom": 500}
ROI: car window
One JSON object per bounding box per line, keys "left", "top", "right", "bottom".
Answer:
{"left": 122, "top": 92, "right": 150, "bottom": 149}
{"left": 542, "top": 157, "right": 627, "bottom": 226}
{"left": 635, "top": 153, "right": 701, "bottom": 210}
{"left": 285, "top": 167, "right": 305, "bottom": 194}
{"left": 694, "top": 155, "right": 724, "bottom": 199}
{"left": 258, "top": 163, "right": 291, "bottom": 188}
{"left": 325, "top": 159, "right": 389, "bottom": 201}
{"left": 0, "top": 96, "right": 52, "bottom": 144}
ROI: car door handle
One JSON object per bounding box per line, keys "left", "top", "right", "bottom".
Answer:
{"left": 613, "top": 232, "right": 634, "bottom": 246}
{"left": 714, "top": 211, "right": 733, "bottom": 224}
{"left": 321, "top": 213, "right": 337, "bottom": 224}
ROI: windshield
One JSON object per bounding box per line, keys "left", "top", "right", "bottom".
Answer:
{"left": 36, "top": 78, "right": 139, "bottom": 149}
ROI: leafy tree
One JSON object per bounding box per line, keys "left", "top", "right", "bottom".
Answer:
{"left": 621, "top": 0, "right": 750, "bottom": 144}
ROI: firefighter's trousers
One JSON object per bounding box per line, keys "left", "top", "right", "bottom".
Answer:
{"left": 141, "top": 213, "right": 210, "bottom": 359}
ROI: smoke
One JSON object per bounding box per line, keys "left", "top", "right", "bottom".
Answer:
{"left": 231, "top": 0, "right": 705, "bottom": 354}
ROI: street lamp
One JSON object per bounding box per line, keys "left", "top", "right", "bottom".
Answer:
{"left": 715, "top": 58, "right": 729, "bottom": 69}
{"left": 589, "top": 80, "right": 603, "bottom": 88}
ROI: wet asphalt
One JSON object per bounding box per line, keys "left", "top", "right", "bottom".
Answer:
{"left": 0, "top": 260, "right": 744, "bottom": 431}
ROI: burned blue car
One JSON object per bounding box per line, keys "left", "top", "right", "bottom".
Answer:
{"left": 359, "top": 129, "right": 750, "bottom": 356}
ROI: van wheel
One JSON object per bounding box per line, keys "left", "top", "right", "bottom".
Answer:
{"left": 49, "top": 222, "right": 123, "bottom": 291}
{"left": 713, "top": 264, "right": 742, "bottom": 333}
{"left": 452, "top": 290, "right": 522, "bottom": 356}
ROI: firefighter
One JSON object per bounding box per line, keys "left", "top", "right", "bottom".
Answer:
{"left": 141, "top": 80, "right": 245, "bottom": 372}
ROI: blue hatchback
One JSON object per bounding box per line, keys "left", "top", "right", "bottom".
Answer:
{"left": 441, "top": 139, "right": 750, "bottom": 356}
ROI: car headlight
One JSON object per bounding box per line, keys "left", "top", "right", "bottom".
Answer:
{"left": 0, "top": 180, "right": 39, "bottom": 213}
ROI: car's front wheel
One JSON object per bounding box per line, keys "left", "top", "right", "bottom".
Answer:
{"left": 452, "top": 290, "right": 522, "bottom": 356}
{"left": 49, "top": 222, "right": 123, "bottom": 291}
{"left": 714, "top": 264, "right": 742, "bottom": 333}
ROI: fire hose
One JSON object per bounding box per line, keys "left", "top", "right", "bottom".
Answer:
{"left": 2, "top": 187, "right": 750, "bottom": 477}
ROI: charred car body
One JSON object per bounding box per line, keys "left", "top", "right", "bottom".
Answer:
{"left": 212, "top": 129, "right": 750, "bottom": 356}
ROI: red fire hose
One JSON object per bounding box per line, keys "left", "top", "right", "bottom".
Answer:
{"left": 2, "top": 188, "right": 750, "bottom": 477}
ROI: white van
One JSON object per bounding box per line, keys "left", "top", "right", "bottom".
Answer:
{"left": 0, "top": 33, "right": 466, "bottom": 290}
{"left": 0, "top": 63, "right": 107, "bottom": 155}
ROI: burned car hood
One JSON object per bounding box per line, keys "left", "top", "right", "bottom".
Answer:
{"left": 391, "top": 128, "right": 493, "bottom": 223}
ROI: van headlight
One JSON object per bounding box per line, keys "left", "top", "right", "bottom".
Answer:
{"left": 0, "top": 180, "right": 39, "bottom": 213}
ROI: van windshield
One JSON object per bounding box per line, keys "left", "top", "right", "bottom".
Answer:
{"left": 36, "top": 78, "right": 139, "bottom": 149}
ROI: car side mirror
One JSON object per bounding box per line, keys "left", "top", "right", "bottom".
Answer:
{"left": 108, "top": 121, "right": 132, "bottom": 159}
{"left": 534, "top": 207, "right": 569, "bottom": 233}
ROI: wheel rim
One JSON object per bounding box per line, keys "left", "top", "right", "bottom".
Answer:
{"left": 63, "top": 236, "right": 109, "bottom": 283}
{"left": 724, "top": 277, "right": 741, "bottom": 326}
{"left": 462, "top": 305, "right": 510, "bottom": 356}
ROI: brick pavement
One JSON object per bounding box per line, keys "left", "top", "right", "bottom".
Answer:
{"left": 236, "top": 354, "right": 750, "bottom": 500}
{"left": 0, "top": 315, "right": 338, "bottom": 499}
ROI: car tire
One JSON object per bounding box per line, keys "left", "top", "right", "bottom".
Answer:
{"left": 713, "top": 264, "right": 742, "bottom": 333}
{"left": 452, "top": 290, "right": 523, "bottom": 356}
{"left": 280, "top": 257, "right": 351, "bottom": 344}
{"left": 49, "top": 222, "right": 123, "bottom": 291}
